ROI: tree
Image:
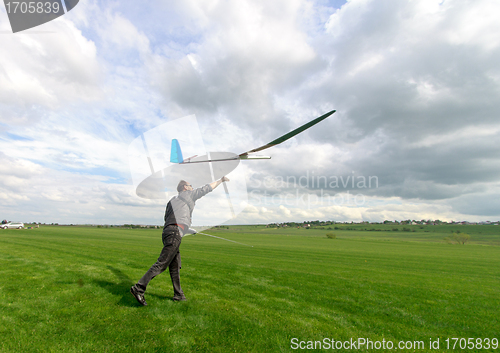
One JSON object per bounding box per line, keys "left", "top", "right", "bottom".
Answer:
{"left": 444, "top": 232, "right": 470, "bottom": 245}
{"left": 326, "top": 233, "right": 336, "bottom": 239}
{"left": 456, "top": 233, "right": 470, "bottom": 244}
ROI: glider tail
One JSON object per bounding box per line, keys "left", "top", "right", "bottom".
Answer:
{"left": 170, "top": 139, "right": 184, "bottom": 163}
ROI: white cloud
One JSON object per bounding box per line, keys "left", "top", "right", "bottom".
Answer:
{"left": 0, "top": 18, "right": 102, "bottom": 126}
{"left": 101, "top": 13, "right": 150, "bottom": 54}
{"left": 442, "top": 0, "right": 500, "bottom": 51}
{"left": 1, "top": 0, "right": 500, "bottom": 225}
{"left": 148, "top": 0, "right": 321, "bottom": 133}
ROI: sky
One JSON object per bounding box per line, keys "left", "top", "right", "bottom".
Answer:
{"left": 1, "top": 0, "right": 500, "bottom": 226}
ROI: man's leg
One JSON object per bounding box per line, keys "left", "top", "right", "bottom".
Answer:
{"left": 132, "top": 226, "right": 182, "bottom": 297}
{"left": 169, "top": 251, "right": 186, "bottom": 301}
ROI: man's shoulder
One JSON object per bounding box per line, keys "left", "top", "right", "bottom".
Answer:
{"left": 177, "top": 191, "right": 195, "bottom": 202}
{"left": 167, "top": 195, "right": 179, "bottom": 204}
{"left": 178, "top": 190, "right": 191, "bottom": 198}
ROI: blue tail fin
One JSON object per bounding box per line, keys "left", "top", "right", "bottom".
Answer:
{"left": 170, "top": 139, "right": 184, "bottom": 163}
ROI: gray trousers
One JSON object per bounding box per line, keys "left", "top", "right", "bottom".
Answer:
{"left": 135, "top": 225, "right": 184, "bottom": 297}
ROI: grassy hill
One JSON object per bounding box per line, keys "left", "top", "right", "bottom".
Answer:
{"left": 1, "top": 225, "right": 499, "bottom": 352}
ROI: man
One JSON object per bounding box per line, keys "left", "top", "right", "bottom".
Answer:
{"left": 130, "top": 176, "right": 230, "bottom": 306}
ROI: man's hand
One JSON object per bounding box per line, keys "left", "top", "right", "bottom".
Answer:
{"left": 210, "top": 176, "right": 230, "bottom": 190}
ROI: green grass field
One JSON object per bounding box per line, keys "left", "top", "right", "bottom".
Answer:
{"left": 1, "top": 225, "right": 499, "bottom": 352}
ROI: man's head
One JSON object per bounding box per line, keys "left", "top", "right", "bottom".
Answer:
{"left": 177, "top": 180, "right": 193, "bottom": 193}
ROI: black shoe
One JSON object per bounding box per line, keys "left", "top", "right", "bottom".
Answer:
{"left": 172, "top": 295, "right": 187, "bottom": 301}
{"left": 130, "top": 286, "right": 147, "bottom": 306}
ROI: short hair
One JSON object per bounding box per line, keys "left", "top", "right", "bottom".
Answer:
{"left": 177, "top": 180, "right": 189, "bottom": 193}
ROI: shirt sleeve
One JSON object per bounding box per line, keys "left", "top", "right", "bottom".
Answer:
{"left": 190, "top": 184, "right": 213, "bottom": 201}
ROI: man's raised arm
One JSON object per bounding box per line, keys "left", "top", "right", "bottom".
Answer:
{"left": 209, "top": 176, "right": 230, "bottom": 190}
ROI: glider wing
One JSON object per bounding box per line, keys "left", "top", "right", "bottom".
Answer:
{"left": 238, "top": 109, "right": 336, "bottom": 157}
{"left": 171, "top": 109, "right": 335, "bottom": 164}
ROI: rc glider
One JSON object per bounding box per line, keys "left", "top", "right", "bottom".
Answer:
{"left": 136, "top": 110, "right": 336, "bottom": 200}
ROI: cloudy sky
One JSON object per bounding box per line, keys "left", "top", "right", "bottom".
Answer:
{"left": 1, "top": 0, "right": 500, "bottom": 225}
